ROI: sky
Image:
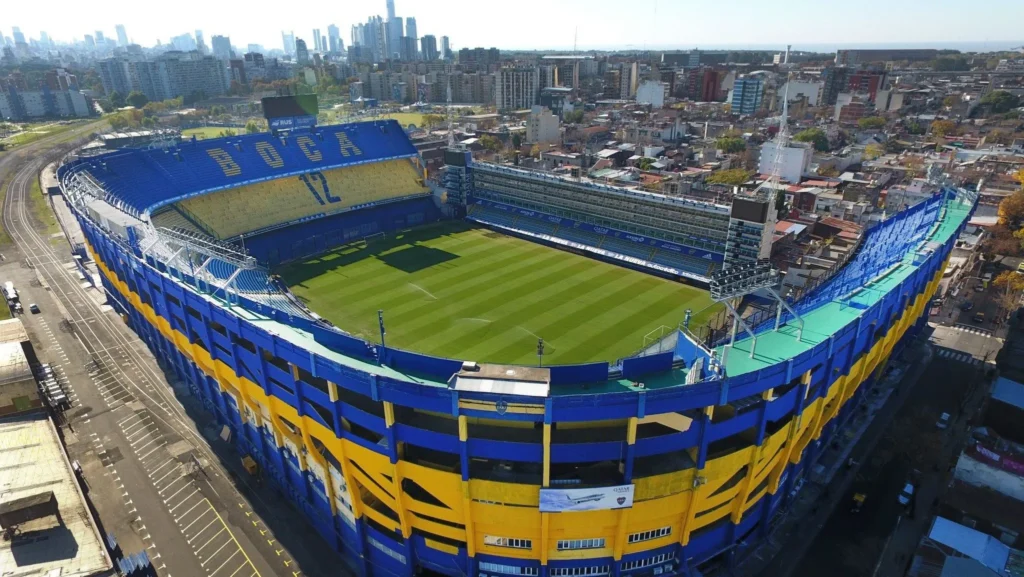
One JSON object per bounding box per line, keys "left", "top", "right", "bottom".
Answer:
{"left": 4, "top": 0, "right": 1023, "bottom": 53}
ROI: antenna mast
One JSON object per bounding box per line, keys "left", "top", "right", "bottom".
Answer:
{"left": 446, "top": 77, "right": 456, "bottom": 148}
{"left": 757, "top": 76, "right": 790, "bottom": 200}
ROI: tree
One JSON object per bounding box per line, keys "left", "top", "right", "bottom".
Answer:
{"left": 218, "top": 128, "right": 238, "bottom": 138}
{"left": 716, "top": 136, "right": 746, "bottom": 154}
{"left": 942, "top": 94, "right": 962, "bottom": 108}
{"left": 857, "top": 116, "right": 886, "bottom": 130}
{"left": 108, "top": 91, "right": 126, "bottom": 109}
{"left": 980, "top": 90, "right": 1020, "bottom": 114}
{"left": 126, "top": 91, "right": 149, "bottom": 109}
{"left": 864, "top": 143, "right": 886, "bottom": 160}
{"left": 638, "top": 158, "right": 655, "bottom": 170}
{"left": 479, "top": 134, "right": 503, "bottom": 153}
{"left": 706, "top": 168, "right": 753, "bottom": 186}
{"left": 999, "top": 190, "right": 1024, "bottom": 228}
{"left": 931, "top": 56, "right": 969, "bottom": 72}
{"left": 564, "top": 109, "right": 585, "bottom": 124}
{"left": 904, "top": 120, "right": 925, "bottom": 135}
{"left": 423, "top": 114, "right": 445, "bottom": 128}
{"left": 529, "top": 144, "right": 540, "bottom": 158}
{"left": 817, "top": 166, "right": 840, "bottom": 177}
{"left": 930, "top": 119, "right": 957, "bottom": 138}
{"left": 107, "top": 109, "right": 143, "bottom": 130}
{"left": 793, "top": 127, "right": 830, "bottom": 152}
{"left": 511, "top": 133, "right": 522, "bottom": 150}
{"left": 993, "top": 270, "right": 1024, "bottom": 294}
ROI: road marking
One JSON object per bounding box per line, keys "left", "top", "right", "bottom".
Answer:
{"left": 168, "top": 488, "right": 201, "bottom": 511}
{"left": 133, "top": 435, "right": 161, "bottom": 451}
{"left": 202, "top": 537, "right": 235, "bottom": 566}
{"left": 194, "top": 527, "right": 226, "bottom": 553}
{"left": 139, "top": 442, "right": 166, "bottom": 460}
{"left": 149, "top": 459, "right": 177, "bottom": 477}
{"left": 180, "top": 506, "right": 212, "bottom": 531}
{"left": 207, "top": 549, "right": 240, "bottom": 575}
{"left": 158, "top": 474, "right": 188, "bottom": 494}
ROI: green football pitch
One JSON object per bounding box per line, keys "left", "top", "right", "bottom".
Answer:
{"left": 278, "top": 222, "right": 721, "bottom": 365}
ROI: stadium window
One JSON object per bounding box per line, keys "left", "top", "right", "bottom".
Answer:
{"left": 231, "top": 335, "right": 256, "bottom": 354}
{"left": 626, "top": 526, "right": 671, "bottom": 544}
{"left": 549, "top": 566, "right": 610, "bottom": 577}
{"left": 185, "top": 305, "right": 203, "bottom": 321}
{"left": 165, "top": 293, "right": 181, "bottom": 307}
{"left": 620, "top": 552, "right": 674, "bottom": 572}
{"left": 209, "top": 321, "right": 227, "bottom": 337}
{"left": 484, "top": 536, "right": 532, "bottom": 550}
{"left": 556, "top": 538, "right": 605, "bottom": 551}
{"left": 479, "top": 563, "right": 539, "bottom": 576}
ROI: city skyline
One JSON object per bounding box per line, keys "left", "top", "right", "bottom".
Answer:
{"left": 3, "top": 0, "right": 1022, "bottom": 54}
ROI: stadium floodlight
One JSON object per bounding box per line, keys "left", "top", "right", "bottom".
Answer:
{"left": 709, "top": 260, "right": 778, "bottom": 302}
{"left": 711, "top": 260, "right": 779, "bottom": 362}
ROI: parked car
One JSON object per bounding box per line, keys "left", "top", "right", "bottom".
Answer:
{"left": 29, "top": 303, "right": 40, "bottom": 314}
{"left": 898, "top": 483, "right": 915, "bottom": 506}
{"left": 975, "top": 282, "right": 986, "bottom": 292}
{"left": 973, "top": 312, "right": 986, "bottom": 323}
{"left": 936, "top": 412, "right": 951, "bottom": 429}
{"left": 982, "top": 272, "right": 994, "bottom": 282}
{"left": 960, "top": 301, "right": 974, "bottom": 311}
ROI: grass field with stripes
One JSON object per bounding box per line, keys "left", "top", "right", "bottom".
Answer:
{"left": 278, "top": 221, "right": 720, "bottom": 365}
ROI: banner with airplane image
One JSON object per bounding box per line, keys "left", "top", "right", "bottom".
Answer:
{"left": 538, "top": 485, "right": 635, "bottom": 512}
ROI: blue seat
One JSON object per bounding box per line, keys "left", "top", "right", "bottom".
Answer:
{"left": 71, "top": 120, "right": 419, "bottom": 218}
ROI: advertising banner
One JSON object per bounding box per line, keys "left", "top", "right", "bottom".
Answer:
{"left": 539, "top": 485, "right": 635, "bottom": 513}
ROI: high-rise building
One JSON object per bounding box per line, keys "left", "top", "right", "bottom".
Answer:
{"left": 312, "top": 29, "right": 321, "bottom": 52}
{"left": 386, "top": 17, "right": 403, "bottom": 60}
{"left": 39, "top": 31, "right": 50, "bottom": 48}
{"left": 730, "top": 76, "right": 764, "bottom": 115}
{"left": 116, "top": 24, "right": 128, "bottom": 47}
{"left": 171, "top": 33, "right": 197, "bottom": 52}
{"left": 211, "top": 35, "right": 232, "bottom": 60}
{"left": 13, "top": 27, "right": 26, "bottom": 46}
{"left": 405, "top": 17, "right": 417, "bottom": 42}
{"left": 84, "top": 35, "right": 95, "bottom": 49}
{"left": 195, "top": 30, "right": 206, "bottom": 54}
{"left": 99, "top": 51, "right": 228, "bottom": 101}
{"left": 399, "top": 37, "right": 417, "bottom": 61}
{"left": 441, "top": 36, "right": 451, "bottom": 60}
{"left": 495, "top": 65, "right": 539, "bottom": 110}
{"left": 821, "top": 66, "right": 849, "bottom": 106}
{"left": 327, "top": 24, "right": 341, "bottom": 53}
{"left": 93, "top": 30, "right": 104, "bottom": 45}
{"left": 386, "top": 0, "right": 396, "bottom": 20}
{"left": 282, "top": 31, "right": 295, "bottom": 57}
{"left": 350, "top": 25, "right": 364, "bottom": 48}
{"left": 420, "top": 35, "right": 438, "bottom": 61}
{"left": 295, "top": 38, "right": 309, "bottom": 65}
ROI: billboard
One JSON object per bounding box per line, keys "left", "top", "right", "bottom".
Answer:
{"left": 539, "top": 485, "right": 634, "bottom": 512}
{"left": 269, "top": 115, "right": 317, "bottom": 130}
{"left": 262, "top": 94, "right": 319, "bottom": 118}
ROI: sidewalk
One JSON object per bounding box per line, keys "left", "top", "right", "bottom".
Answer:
{"left": 730, "top": 342, "right": 933, "bottom": 577}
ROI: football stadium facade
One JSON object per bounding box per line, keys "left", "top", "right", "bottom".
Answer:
{"left": 59, "top": 118, "right": 976, "bottom": 577}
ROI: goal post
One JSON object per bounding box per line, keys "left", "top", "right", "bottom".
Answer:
{"left": 364, "top": 232, "right": 386, "bottom": 244}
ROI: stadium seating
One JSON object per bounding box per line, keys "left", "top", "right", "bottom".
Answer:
{"left": 747, "top": 194, "right": 945, "bottom": 338}
{"left": 67, "top": 120, "right": 419, "bottom": 218}
{"left": 197, "top": 256, "right": 309, "bottom": 318}
{"left": 469, "top": 203, "right": 721, "bottom": 279}
{"left": 557, "top": 226, "right": 604, "bottom": 247}
{"left": 598, "top": 235, "right": 658, "bottom": 261}
{"left": 650, "top": 249, "right": 716, "bottom": 277}
{"left": 176, "top": 159, "right": 428, "bottom": 239}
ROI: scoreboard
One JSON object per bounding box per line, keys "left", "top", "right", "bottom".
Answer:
{"left": 262, "top": 95, "right": 319, "bottom": 132}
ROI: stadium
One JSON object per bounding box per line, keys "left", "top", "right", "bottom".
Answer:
{"left": 58, "top": 96, "right": 976, "bottom": 577}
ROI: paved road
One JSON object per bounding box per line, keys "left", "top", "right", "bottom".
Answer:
{"left": 0, "top": 130, "right": 341, "bottom": 576}
{"left": 796, "top": 350, "right": 983, "bottom": 576}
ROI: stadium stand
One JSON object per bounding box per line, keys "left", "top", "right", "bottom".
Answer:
{"left": 149, "top": 206, "right": 206, "bottom": 236}
{"left": 64, "top": 120, "right": 418, "bottom": 219}
{"left": 176, "top": 159, "right": 428, "bottom": 239}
